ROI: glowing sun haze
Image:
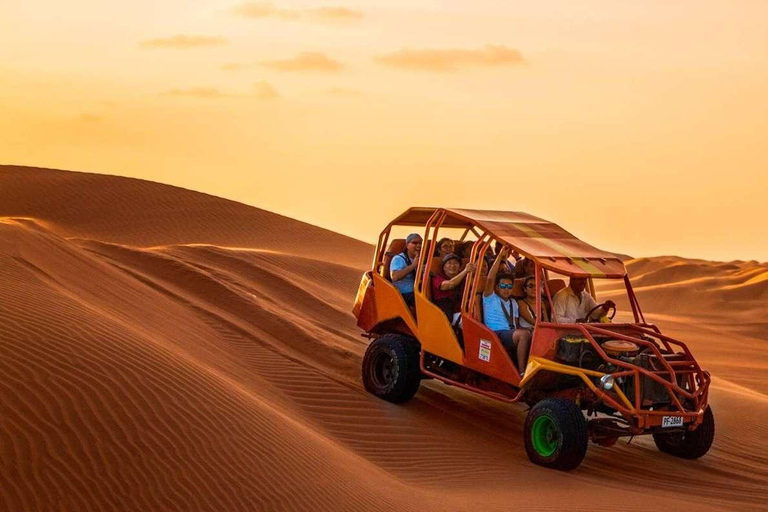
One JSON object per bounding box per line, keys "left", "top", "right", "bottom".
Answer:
{"left": 1, "top": 0, "right": 766, "bottom": 261}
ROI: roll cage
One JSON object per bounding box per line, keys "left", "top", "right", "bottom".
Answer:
{"left": 364, "top": 207, "right": 710, "bottom": 432}
{"left": 372, "top": 207, "right": 644, "bottom": 324}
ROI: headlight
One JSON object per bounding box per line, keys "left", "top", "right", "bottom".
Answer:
{"left": 600, "top": 374, "right": 615, "bottom": 391}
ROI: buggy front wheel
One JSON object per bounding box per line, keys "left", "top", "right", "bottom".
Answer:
{"left": 653, "top": 406, "right": 715, "bottom": 459}
{"left": 524, "top": 398, "right": 588, "bottom": 471}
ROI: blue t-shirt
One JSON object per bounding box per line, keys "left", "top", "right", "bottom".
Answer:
{"left": 483, "top": 293, "right": 518, "bottom": 331}
{"left": 390, "top": 253, "right": 415, "bottom": 294}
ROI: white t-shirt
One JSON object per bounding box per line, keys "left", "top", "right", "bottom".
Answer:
{"left": 552, "top": 286, "right": 599, "bottom": 323}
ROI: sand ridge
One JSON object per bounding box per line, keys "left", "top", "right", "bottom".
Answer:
{"left": 1, "top": 166, "right": 767, "bottom": 511}
{"left": 598, "top": 256, "right": 768, "bottom": 315}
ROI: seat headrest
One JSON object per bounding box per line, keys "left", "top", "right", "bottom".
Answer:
{"left": 430, "top": 256, "right": 443, "bottom": 276}
{"left": 382, "top": 239, "right": 406, "bottom": 281}
{"left": 387, "top": 238, "right": 406, "bottom": 255}
{"left": 548, "top": 279, "right": 567, "bottom": 296}
{"left": 511, "top": 278, "right": 526, "bottom": 298}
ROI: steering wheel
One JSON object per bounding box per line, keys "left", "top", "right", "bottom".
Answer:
{"left": 583, "top": 302, "right": 617, "bottom": 322}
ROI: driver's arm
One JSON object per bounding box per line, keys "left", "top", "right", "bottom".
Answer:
{"left": 583, "top": 292, "right": 601, "bottom": 321}
{"left": 484, "top": 249, "right": 506, "bottom": 297}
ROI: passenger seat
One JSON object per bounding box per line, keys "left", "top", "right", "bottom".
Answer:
{"left": 548, "top": 279, "right": 566, "bottom": 296}
{"left": 511, "top": 278, "right": 526, "bottom": 299}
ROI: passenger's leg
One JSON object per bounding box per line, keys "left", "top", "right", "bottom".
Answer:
{"left": 494, "top": 330, "right": 517, "bottom": 362}
{"left": 513, "top": 329, "right": 531, "bottom": 374}
{"left": 452, "top": 313, "right": 464, "bottom": 349}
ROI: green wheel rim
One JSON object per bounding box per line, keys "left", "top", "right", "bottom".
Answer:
{"left": 531, "top": 415, "right": 559, "bottom": 457}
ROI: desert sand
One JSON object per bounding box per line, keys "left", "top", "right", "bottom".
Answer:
{"left": 1, "top": 165, "right": 767, "bottom": 511}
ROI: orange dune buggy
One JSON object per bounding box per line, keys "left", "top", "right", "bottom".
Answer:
{"left": 353, "top": 208, "right": 714, "bottom": 470}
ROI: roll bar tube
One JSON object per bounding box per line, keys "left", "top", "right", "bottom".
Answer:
{"left": 463, "top": 235, "right": 492, "bottom": 317}
{"left": 414, "top": 209, "right": 444, "bottom": 292}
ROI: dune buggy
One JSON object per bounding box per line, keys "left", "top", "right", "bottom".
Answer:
{"left": 353, "top": 208, "right": 713, "bottom": 470}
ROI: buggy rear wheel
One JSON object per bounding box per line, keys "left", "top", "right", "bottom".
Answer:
{"left": 362, "top": 334, "right": 421, "bottom": 403}
{"left": 524, "top": 398, "right": 588, "bottom": 471}
{"left": 653, "top": 405, "right": 715, "bottom": 459}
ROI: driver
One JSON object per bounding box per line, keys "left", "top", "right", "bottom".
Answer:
{"left": 553, "top": 277, "right": 616, "bottom": 324}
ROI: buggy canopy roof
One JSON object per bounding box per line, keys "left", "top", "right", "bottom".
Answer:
{"left": 388, "top": 207, "right": 626, "bottom": 278}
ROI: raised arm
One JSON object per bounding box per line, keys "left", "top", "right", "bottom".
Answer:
{"left": 484, "top": 248, "right": 507, "bottom": 297}
{"left": 440, "top": 263, "right": 476, "bottom": 290}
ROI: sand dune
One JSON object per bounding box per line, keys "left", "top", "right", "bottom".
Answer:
{"left": 0, "top": 165, "right": 370, "bottom": 266}
{"left": 598, "top": 256, "right": 768, "bottom": 317}
{"left": 1, "top": 166, "right": 767, "bottom": 511}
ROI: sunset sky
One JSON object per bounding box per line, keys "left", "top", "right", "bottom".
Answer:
{"left": 1, "top": 1, "right": 766, "bottom": 261}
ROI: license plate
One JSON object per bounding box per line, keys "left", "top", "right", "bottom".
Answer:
{"left": 662, "top": 416, "right": 684, "bottom": 428}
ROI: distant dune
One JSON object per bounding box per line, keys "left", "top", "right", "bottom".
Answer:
{"left": 599, "top": 256, "right": 768, "bottom": 317}
{"left": 0, "top": 165, "right": 370, "bottom": 266}
{"left": 1, "top": 166, "right": 767, "bottom": 511}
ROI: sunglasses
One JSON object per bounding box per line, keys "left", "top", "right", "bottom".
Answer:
{"left": 498, "top": 283, "right": 514, "bottom": 289}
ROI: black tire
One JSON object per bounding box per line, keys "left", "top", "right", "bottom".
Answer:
{"left": 524, "top": 398, "right": 588, "bottom": 471}
{"left": 653, "top": 406, "right": 715, "bottom": 459}
{"left": 361, "top": 334, "right": 421, "bottom": 403}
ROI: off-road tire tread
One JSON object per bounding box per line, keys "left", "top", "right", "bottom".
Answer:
{"left": 652, "top": 406, "right": 715, "bottom": 459}
{"left": 524, "top": 397, "right": 588, "bottom": 471}
{"left": 362, "top": 334, "right": 421, "bottom": 403}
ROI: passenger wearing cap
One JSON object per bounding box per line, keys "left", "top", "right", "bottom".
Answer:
{"left": 431, "top": 253, "right": 476, "bottom": 321}
{"left": 390, "top": 233, "right": 422, "bottom": 307}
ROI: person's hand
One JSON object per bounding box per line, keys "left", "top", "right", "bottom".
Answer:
{"left": 603, "top": 300, "right": 616, "bottom": 311}
{"left": 464, "top": 262, "right": 477, "bottom": 273}
{"left": 411, "top": 252, "right": 420, "bottom": 267}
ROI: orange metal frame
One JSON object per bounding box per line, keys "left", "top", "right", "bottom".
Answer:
{"left": 356, "top": 208, "right": 710, "bottom": 433}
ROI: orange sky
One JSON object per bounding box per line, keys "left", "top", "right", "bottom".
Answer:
{"left": 1, "top": 1, "right": 767, "bottom": 261}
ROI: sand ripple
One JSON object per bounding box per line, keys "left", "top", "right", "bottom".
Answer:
{"left": 2, "top": 166, "right": 767, "bottom": 511}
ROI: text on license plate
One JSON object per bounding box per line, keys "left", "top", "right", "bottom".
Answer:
{"left": 662, "top": 416, "right": 684, "bottom": 428}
